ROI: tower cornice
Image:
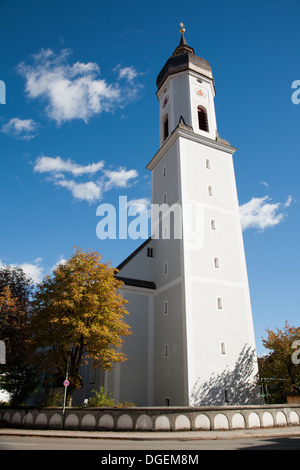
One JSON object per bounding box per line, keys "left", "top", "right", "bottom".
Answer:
{"left": 146, "top": 124, "right": 237, "bottom": 171}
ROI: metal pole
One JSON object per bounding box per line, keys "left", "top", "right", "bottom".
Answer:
{"left": 61, "top": 356, "right": 70, "bottom": 430}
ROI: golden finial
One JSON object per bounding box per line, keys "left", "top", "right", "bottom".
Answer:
{"left": 179, "top": 22, "right": 185, "bottom": 34}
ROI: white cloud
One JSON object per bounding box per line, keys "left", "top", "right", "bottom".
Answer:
{"left": 239, "top": 195, "right": 293, "bottom": 231}
{"left": 34, "top": 155, "right": 104, "bottom": 176}
{"left": 260, "top": 181, "right": 269, "bottom": 189}
{"left": 127, "top": 197, "right": 151, "bottom": 218}
{"left": 104, "top": 167, "right": 138, "bottom": 190}
{"left": 127, "top": 197, "right": 150, "bottom": 211}
{"left": 33, "top": 155, "right": 139, "bottom": 203}
{"left": 0, "top": 257, "right": 44, "bottom": 284}
{"left": 114, "top": 64, "right": 139, "bottom": 82}
{"left": 18, "top": 49, "right": 141, "bottom": 124}
{"left": 0, "top": 256, "right": 69, "bottom": 284}
{"left": 51, "top": 257, "right": 67, "bottom": 273}
{"left": 1, "top": 117, "right": 38, "bottom": 140}
{"left": 284, "top": 195, "right": 293, "bottom": 208}
{"left": 19, "top": 260, "right": 44, "bottom": 284}
{"left": 54, "top": 179, "right": 102, "bottom": 203}
{"left": 33, "top": 153, "right": 139, "bottom": 203}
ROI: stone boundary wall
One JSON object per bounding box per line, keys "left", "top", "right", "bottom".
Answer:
{"left": 1, "top": 405, "right": 300, "bottom": 432}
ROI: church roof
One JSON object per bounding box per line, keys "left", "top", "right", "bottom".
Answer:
{"left": 115, "top": 237, "right": 156, "bottom": 290}
{"left": 156, "top": 30, "right": 214, "bottom": 91}
{"left": 116, "top": 237, "right": 152, "bottom": 271}
{"left": 116, "top": 276, "right": 156, "bottom": 290}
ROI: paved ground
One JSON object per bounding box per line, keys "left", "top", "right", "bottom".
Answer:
{"left": 1, "top": 434, "right": 300, "bottom": 450}
{"left": 0, "top": 426, "right": 300, "bottom": 450}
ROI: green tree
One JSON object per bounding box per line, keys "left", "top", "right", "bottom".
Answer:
{"left": 29, "top": 247, "right": 131, "bottom": 403}
{"left": 0, "top": 266, "right": 38, "bottom": 405}
{"left": 259, "top": 322, "right": 300, "bottom": 403}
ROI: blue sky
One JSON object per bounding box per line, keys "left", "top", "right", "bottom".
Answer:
{"left": 0, "top": 0, "right": 299, "bottom": 356}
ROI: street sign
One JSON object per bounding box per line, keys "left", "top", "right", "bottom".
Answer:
{"left": 63, "top": 379, "right": 70, "bottom": 387}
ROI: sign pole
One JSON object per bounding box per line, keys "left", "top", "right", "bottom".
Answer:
{"left": 61, "top": 357, "right": 70, "bottom": 430}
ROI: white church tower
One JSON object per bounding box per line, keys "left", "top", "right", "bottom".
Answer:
{"left": 88, "top": 26, "right": 259, "bottom": 407}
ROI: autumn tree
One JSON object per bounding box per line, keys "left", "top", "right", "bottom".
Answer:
{"left": 259, "top": 322, "right": 300, "bottom": 403}
{"left": 0, "top": 266, "right": 38, "bottom": 405}
{"left": 29, "top": 247, "right": 131, "bottom": 402}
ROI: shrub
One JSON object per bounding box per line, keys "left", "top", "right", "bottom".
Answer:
{"left": 88, "top": 387, "right": 135, "bottom": 408}
{"left": 88, "top": 387, "right": 116, "bottom": 407}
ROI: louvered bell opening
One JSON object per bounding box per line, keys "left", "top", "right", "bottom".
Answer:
{"left": 163, "top": 115, "right": 169, "bottom": 141}
{"left": 198, "top": 107, "right": 209, "bottom": 132}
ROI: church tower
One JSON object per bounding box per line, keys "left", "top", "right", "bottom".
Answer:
{"left": 156, "top": 24, "right": 217, "bottom": 145}
{"left": 91, "top": 26, "right": 259, "bottom": 407}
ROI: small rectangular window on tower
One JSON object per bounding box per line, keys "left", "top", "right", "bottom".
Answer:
{"left": 217, "top": 297, "right": 223, "bottom": 309}
{"left": 206, "top": 159, "right": 211, "bottom": 169}
{"left": 163, "top": 193, "right": 167, "bottom": 204}
{"left": 164, "top": 301, "right": 168, "bottom": 315}
{"left": 163, "top": 166, "right": 167, "bottom": 177}
{"left": 214, "top": 257, "right": 220, "bottom": 268}
{"left": 208, "top": 186, "right": 213, "bottom": 196}
{"left": 211, "top": 219, "right": 216, "bottom": 230}
{"left": 221, "top": 342, "right": 226, "bottom": 355}
{"left": 164, "top": 261, "right": 168, "bottom": 274}
{"left": 164, "top": 344, "right": 169, "bottom": 357}
{"left": 163, "top": 114, "right": 169, "bottom": 141}
{"left": 147, "top": 247, "right": 153, "bottom": 258}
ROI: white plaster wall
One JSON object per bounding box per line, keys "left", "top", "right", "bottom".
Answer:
{"left": 152, "top": 283, "right": 186, "bottom": 405}
{"left": 151, "top": 140, "right": 182, "bottom": 289}
{"left": 111, "top": 291, "right": 152, "bottom": 406}
{"left": 151, "top": 139, "right": 187, "bottom": 405}
{"left": 171, "top": 74, "right": 191, "bottom": 131}
{"left": 179, "top": 135, "right": 258, "bottom": 404}
{"left": 189, "top": 73, "right": 217, "bottom": 140}
{"left": 117, "top": 243, "right": 154, "bottom": 282}
{"left": 159, "top": 75, "right": 191, "bottom": 145}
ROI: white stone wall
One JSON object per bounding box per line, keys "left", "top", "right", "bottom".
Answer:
{"left": 1, "top": 405, "right": 299, "bottom": 432}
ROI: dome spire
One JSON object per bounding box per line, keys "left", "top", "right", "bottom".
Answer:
{"left": 173, "top": 22, "right": 194, "bottom": 56}
{"left": 156, "top": 24, "right": 213, "bottom": 91}
{"left": 179, "top": 22, "right": 187, "bottom": 46}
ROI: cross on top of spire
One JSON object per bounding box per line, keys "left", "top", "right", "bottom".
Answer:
{"left": 179, "top": 22, "right": 185, "bottom": 34}
{"left": 179, "top": 22, "right": 188, "bottom": 46}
